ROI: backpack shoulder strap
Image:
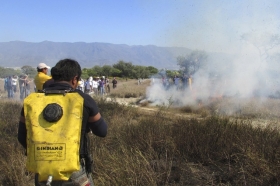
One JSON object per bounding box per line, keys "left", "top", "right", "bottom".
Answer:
{"left": 39, "top": 89, "right": 75, "bottom": 96}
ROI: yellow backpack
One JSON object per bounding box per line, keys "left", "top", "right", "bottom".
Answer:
{"left": 24, "top": 90, "right": 84, "bottom": 181}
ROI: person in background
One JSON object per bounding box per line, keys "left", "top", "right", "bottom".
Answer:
{"left": 102, "top": 76, "right": 106, "bottom": 94}
{"left": 112, "top": 77, "right": 117, "bottom": 89}
{"left": 19, "top": 74, "right": 28, "bottom": 100}
{"left": 77, "top": 78, "right": 84, "bottom": 92}
{"left": 17, "top": 58, "right": 108, "bottom": 186}
{"left": 105, "top": 77, "right": 110, "bottom": 94}
{"left": 89, "top": 76, "right": 93, "bottom": 93}
{"left": 6, "top": 76, "right": 13, "bottom": 98}
{"left": 34, "top": 63, "right": 51, "bottom": 92}
{"left": 4, "top": 76, "right": 8, "bottom": 92}
{"left": 92, "top": 77, "right": 98, "bottom": 95}
{"left": 99, "top": 77, "right": 105, "bottom": 95}
{"left": 174, "top": 75, "right": 180, "bottom": 90}
{"left": 97, "top": 77, "right": 101, "bottom": 94}
{"left": 85, "top": 77, "right": 92, "bottom": 94}
{"left": 188, "top": 75, "right": 193, "bottom": 91}
{"left": 25, "top": 77, "right": 32, "bottom": 97}
{"left": 11, "top": 75, "right": 18, "bottom": 94}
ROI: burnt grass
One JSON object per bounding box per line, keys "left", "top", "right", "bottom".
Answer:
{"left": 0, "top": 97, "right": 280, "bottom": 186}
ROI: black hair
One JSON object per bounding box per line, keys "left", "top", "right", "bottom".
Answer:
{"left": 37, "top": 68, "right": 44, "bottom": 72}
{"left": 51, "top": 58, "right": 81, "bottom": 81}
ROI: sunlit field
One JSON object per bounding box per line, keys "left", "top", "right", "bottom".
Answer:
{"left": 107, "top": 78, "right": 149, "bottom": 98}
{"left": 0, "top": 78, "right": 280, "bottom": 185}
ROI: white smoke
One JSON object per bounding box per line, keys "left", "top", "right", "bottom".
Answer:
{"left": 146, "top": 1, "right": 280, "bottom": 109}
{"left": 146, "top": 36, "right": 280, "bottom": 107}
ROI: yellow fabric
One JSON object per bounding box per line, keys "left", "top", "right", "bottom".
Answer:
{"left": 34, "top": 72, "right": 52, "bottom": 91}
{"left": 24, "top": 92, "right": 84, "bottom": 181}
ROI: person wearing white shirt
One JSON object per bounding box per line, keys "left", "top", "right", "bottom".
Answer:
{"left": 77, "top": 78, "right": 85, "bottom": 92}
{"left": 11, "top": 75, "right": 18, "bottom": 93}
{"left": 85, "top": 78, "right": 92, "bottom": 93}
{"left": 92, "top": 78, "right": 98, "bottom": 94}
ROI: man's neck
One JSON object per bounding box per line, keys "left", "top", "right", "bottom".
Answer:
{"left": 54, "top": 81, "right": 75, "bottom": 89}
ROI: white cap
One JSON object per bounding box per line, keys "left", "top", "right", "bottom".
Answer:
{"left": 37, "top": 63, "right": 50, "bottom": 69}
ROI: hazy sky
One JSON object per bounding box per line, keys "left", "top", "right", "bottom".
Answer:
{"left": 1, "top": 0, "right": 280, "bottom": 52}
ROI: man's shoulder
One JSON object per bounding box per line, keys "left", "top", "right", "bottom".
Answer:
{"left": 38, "top": 72, "right": 48, "bottom": 76}
{"left": 39, "top": 73, "right": 51, "bottom": 80}
{"left": 75, "top": 90, "right": 95, "bottom": 103}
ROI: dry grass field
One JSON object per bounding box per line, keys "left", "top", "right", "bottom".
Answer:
{"left": 0, "top": 78, "right": 280, "bottom": 185}
{"left": 107, "top": 78, "right": 149, "bottom": 98}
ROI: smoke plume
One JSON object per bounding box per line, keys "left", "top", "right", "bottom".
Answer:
{"left": 146, "top": 1, "right": 280, "bottom": 111}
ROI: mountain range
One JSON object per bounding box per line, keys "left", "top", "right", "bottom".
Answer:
{"left": 0, "top": 41, "right": 193, "bottom": 69}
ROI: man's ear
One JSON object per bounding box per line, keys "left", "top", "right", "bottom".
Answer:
{"left": 71, "top": 76, "right": 78, "bottom": 86}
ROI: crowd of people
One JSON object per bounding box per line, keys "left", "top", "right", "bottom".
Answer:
{"left": 4, "top": 74, "right": 32, "bottom": 99}
{"left": 161, "top": 74, "right": 193, "bottom": 91}
{"left": 77, "top": 76, "right": 118, "bottom": 95}
{"left": 3, "top": 62, "right": 119, "bottom": 99}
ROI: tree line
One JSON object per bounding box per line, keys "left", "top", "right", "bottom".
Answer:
{"left": 0, "top": 60, "right": 159, "bottom": 79}
{"left": 81, "top": 60, "right": 158, "bottom": 79}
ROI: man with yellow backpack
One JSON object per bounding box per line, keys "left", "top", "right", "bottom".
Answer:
{"left": 18, "top": 58, "right": 108, "bottom": 186}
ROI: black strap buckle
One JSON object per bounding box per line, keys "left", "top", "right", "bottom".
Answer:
{"left": 39, "top": 89, "right": 74, "bottom": 96}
